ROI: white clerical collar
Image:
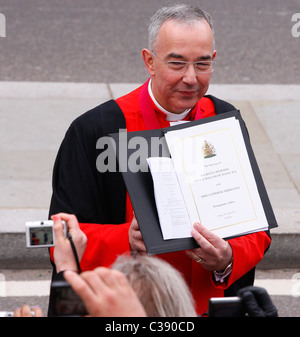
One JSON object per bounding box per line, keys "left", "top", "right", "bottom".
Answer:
{"left": 148, "top": 79, "right": 191, "bottom": 122}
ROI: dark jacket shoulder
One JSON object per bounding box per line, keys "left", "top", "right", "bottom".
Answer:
{"left": 205, "top": 95, "right": 236, "bottom": 114}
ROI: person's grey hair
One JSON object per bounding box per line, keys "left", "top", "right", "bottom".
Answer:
{"left": 111, "top": 253, "right": 196, "bottom": 317}
{"left": 148, "top": 4, "right": 214, "bottom": 52}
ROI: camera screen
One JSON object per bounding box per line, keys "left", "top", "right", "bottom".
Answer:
{"left": 29, "top": 226, "right": 54, "bottom": 246}
{"left": 52, "top": 283, "right": 88, "bottom": 316}
{"left": 208, "top": 297, "right": 245, "bottom": 317}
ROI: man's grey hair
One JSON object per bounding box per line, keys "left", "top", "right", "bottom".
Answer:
{"left": 148, "top": 4, "right": 214, "bottom": 52}
{"left": 112, "top": 253, "right": 196, "bottom": 317}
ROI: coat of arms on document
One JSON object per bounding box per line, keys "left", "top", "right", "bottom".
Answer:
{"left": 202, "top": 140, "right": 216, "bottom": 158}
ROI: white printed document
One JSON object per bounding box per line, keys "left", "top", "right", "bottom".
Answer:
{"left": 147, "top": 117, "right": 269, "bottom": 240}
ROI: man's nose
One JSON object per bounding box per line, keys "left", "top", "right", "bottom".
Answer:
{"left": 182, "top": 64, "right": 198, "bottom": 85}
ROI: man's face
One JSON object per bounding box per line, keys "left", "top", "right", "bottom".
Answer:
{"left": 144, "top": 19, "right": 216, "bottom": 114}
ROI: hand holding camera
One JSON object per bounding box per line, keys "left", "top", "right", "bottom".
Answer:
{"left": 63, "top": 268, "right": 147, "bottom": 317}
{"left": 26, "top": 213, "right": 87, "bottom": 273}
{"left": 51, "top": 213, "right": 87, "bottom": 273}
{"left": 23, "top": 214, "right": 88, "bottom": 316}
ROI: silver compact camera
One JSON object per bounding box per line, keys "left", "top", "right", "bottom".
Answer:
{"left": 25, "top": 220, "right": 67, "bottom": 248}
{"left": 0, "top": 312, "right": 15, "bottom": 317}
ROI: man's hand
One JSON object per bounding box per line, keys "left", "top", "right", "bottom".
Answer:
{"left": 64, "top": 268, "right": 147, "bottom": 317}
{"left": 52, "top": 213, "right": 87, "bottom": 272}
{"left": 237, "top": 286, "right": 278, "bottom": 317}
{"left": 128, "top": 214, "right": 147, "bottom": 253}
{"left": 13, "top": 305, "right": 43, "bottom": 317}
{"left": 186, "top": 222, "right": 233, "bottom": 271}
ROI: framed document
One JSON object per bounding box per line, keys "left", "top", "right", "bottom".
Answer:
{"left": 110, "top": 110, "right": 277, "bottom": 255}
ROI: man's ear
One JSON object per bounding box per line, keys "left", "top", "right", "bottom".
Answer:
{"left": 142, "top": 48, "right": 155, "bottom": 76}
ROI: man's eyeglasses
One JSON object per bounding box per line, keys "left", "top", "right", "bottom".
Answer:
{"left": 153, "top": 52, "right": 214, "bottom": 74}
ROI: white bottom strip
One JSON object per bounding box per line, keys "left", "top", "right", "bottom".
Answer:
{"left": 0, "top": 280, "right": 51, "bottom": 297}
{"left": 254, "top": 279, "right": 300, "bottom": 297}
{"left": 0, "top": 279, "right": 299, "bottom": 297}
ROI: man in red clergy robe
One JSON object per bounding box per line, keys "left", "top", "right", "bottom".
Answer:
{"left": 48, "top": 4, "right": 271, "bottom": 315}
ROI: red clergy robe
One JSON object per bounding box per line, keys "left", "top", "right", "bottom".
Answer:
{"left": 50, "top": 81, "right": 271, "bottom": 315}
